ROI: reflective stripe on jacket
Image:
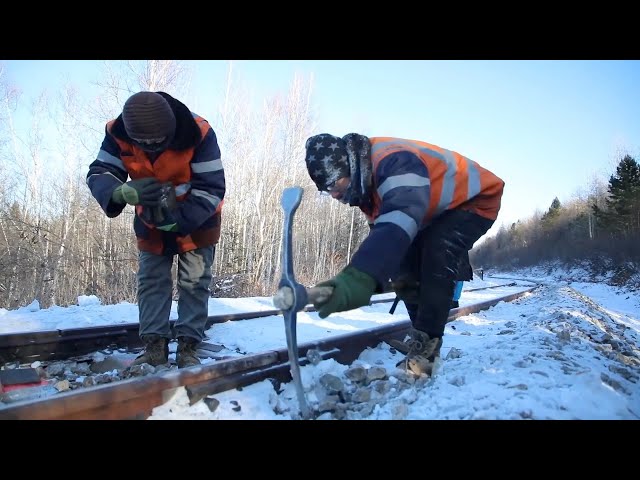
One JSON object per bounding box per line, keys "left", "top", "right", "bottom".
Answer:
{"left": 349, "top": 137, "right": 503, "bottom": 287}
{"left": 367, "top": 137, "right": 504, "bottom": 224}
{"left": 105, "top": 115, "right": 222, "bottom": 255}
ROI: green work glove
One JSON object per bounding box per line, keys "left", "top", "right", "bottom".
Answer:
{"left": 315, "top": 266, "right": 377, "bottom": 319}
{"left": 112, "top": 178, "right": 163, "bottom": 206}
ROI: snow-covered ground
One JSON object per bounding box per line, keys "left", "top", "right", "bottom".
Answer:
{"left": 2, "top": 268, "right": 637, "bottom": 420}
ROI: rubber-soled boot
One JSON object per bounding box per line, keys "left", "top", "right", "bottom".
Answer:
{"left": 130, "top": 335, "right": 169, "bottom": 367}
{"left": 176, "top": 336, "right": 201, "bottom": 368}
{"left": 395, "top": 328, "right": 443, "bottom": 377}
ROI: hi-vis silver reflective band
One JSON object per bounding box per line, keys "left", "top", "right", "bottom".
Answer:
{"left": 374, "top": 211, "right": 418, "bottom": 241}
{"left": 173, "top": 185, "right": 221, "bottom": 209}
{"left": 377, "top": 173, "right": 430, "bottom": 199}
{"left": 96, "top": 150, "right": 125, "bottom": 170}
{"left": 372, "top": 140, "right": 482, "bottom": 216}
{"left": 191, "top": 158, "right": 223, "bottom": 173}
{"left": 191, "top": 189, "right": 221, "bottom": 208}
{"left": 86, "top": 171, "right": 122, "bottom": 186}
{"left": 175, "top": 183, "right": 191, "bottom": 196}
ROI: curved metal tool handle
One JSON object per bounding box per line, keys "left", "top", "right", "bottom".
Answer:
{"left": 277, "top": 186, "right": 312, "bottom": 419}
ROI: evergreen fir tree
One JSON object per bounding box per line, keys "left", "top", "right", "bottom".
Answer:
{"left": 605, "top": 155, "right": 640, "bottom": 233}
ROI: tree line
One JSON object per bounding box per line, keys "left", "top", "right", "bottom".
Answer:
{"left": 0, "top": 61, "right": 370, "bottom": 309}
{"left": 471, "top": 154, "right": 640, "bottom": 286}
{"left": 1, "top": 61, "right": 637, "bottom": 309}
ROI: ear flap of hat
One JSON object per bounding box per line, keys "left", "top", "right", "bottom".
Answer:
{"left": 341, "top": 133, "right": 372, "bottom": 207}
{"left": 304, "top": 133, "right": 350, "bottom": 191}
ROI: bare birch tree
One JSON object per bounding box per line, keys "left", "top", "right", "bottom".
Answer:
{"left": 0, "top": 60, "right": 383, "bottom": 308}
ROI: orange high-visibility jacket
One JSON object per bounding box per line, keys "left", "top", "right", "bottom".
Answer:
{"left": 87, "top": 93, "right": 225, "bottom": 255}
{"left": 351, "top": 136, "right": 504, "bottom": 286}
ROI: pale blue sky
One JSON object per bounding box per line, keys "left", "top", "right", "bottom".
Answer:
{"left": 4, "top": 60, "right": 640, "bottom": 237}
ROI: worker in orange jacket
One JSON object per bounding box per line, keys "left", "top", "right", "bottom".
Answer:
{"left": 305, "top": 133, "right": 504, "bottom": 376}
{"left": 87, "top": 91, "right": 225, "bottom": 369}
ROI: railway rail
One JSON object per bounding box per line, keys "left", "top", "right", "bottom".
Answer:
{"left": 0, "top": 283, "right": 538, "bottom": 420}
{"left": 0, "top": 281, "right": 531, "bottom": 365}
{"left": 0, "top": 296, "right": 397, "bottom": 365}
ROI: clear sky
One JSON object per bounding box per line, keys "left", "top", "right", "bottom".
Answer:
{"left": 4, "top": 60, "right": 640, "bottom": 237}
{"left": 1, "top": 266, "right": 638, "bottom": 419}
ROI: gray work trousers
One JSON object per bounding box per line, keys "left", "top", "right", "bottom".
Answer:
{"left": 137, "top": 246, "right": 214, "bottom": 342}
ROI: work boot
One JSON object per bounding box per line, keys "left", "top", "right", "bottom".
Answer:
{"left": 386, "top": 335, "right": 412, "bottom": 355}
{"left": 130, "top": 335, "right": 169, "bottom": 367}
{"left": 396, "top": 328, "right": 443, "bottom": 377}
{"left": 176, "top": 336, "right": 201, "bottom": 368}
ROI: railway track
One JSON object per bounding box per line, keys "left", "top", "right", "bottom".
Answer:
{"left": 0, "top": 296, "right": 397, "bottom": 365}
{"left": 0, "top": 284, "right": 537, "bottom": 420}
{"left": 0, "top": 281, "right": 530, "bottom": 364}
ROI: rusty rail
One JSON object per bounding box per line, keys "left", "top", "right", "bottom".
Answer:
{"left": 0, "top": 285, "right": 537, "bottom": 420}
{"left": 0, "top": 297, "right": 398, "bottom": 364}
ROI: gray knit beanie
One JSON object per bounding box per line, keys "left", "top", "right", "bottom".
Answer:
{"left": 122, "top": 92, "right": 176, "bottom": 141}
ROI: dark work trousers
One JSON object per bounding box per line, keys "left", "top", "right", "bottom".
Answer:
{"left": 394, "top": 209, "right": 494, "bottom": 338}
{"left": 137, "top": 246, "right": 215, "bottom": 342}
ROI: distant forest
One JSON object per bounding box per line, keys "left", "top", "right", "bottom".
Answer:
{"left": 472, "top": 154, "right": 640, "bottom": 287}
{"left": 0, "top": 61, "right": 637, "bottom": 309}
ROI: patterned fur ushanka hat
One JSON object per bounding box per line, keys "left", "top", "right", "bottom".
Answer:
{"left": 304, "top": 133, "right": 350, "bottom": 191}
